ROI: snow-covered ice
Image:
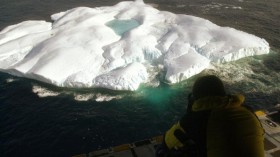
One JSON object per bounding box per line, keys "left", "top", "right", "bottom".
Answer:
{"left": 0, "top": 0, "right": 269, "bottom": 91}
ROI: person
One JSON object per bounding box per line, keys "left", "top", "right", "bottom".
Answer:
{"left": 156, "top": 75, "right": 264, "bottom": 157}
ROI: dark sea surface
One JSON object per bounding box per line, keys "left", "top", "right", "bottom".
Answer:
{"left": 0, "top": 0, "right": 279, "bottom": 157}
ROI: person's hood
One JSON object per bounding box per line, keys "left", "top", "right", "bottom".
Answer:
{"left": 192, "top": 94, "right": 245, "bottom": 112}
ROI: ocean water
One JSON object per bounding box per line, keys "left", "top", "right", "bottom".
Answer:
{"left": 0, "top": 0, "right": 279, "bottom": 157}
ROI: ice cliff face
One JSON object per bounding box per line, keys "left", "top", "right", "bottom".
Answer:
{"left": 0, "top": 0, "right": 269, "bottom": 91}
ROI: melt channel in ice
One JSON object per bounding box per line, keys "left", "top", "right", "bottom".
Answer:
{"left": 0, "top": 0, "right": 269, "bottom": 91}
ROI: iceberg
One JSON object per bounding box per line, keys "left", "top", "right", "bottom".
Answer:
{"left": 0, "top": 0, "right": 269, "bottom": 91}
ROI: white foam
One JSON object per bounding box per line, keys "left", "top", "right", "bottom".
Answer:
{"left": 74, "top": 93, "right": 95, "bottom": 101}
{"left": 73, "top": 93, "right": 123, "bottom": 102}
{"left": 95, "top": 93, "right": 123, "bottom": 102}
{"left": 202, "top": 2, "right": 242, "bottom": 11}
{"left": 6, "top": 78, "right": 17, "bottom": 83}
{"left": 32, "top": 85, "right": 60, "bottom": 97}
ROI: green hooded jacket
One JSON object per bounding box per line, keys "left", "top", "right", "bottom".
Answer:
{"left": 165, "top": 94, "right": 264, "bottom": 157}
